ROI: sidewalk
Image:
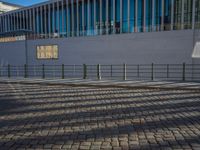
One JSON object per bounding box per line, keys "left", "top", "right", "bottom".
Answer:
{"left": 0, "top": 77, "right": 200, "bottom": 90}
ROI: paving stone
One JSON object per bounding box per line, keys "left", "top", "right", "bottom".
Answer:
{"left": 0, "top": 82, "right": 200, "bottom": 149}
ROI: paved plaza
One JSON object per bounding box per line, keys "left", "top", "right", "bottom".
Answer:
{"left": 0, "top": 81, "right": 200, "bottom": 149}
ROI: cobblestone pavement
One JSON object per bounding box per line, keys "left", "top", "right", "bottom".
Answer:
{"left": 0, "top": 83, "right": 200, "bottom": 150}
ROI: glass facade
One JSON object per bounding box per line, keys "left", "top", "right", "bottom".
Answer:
{"left": 0, "top": 0, "right": 200, "bottom": 39}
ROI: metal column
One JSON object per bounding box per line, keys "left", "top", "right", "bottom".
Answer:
{"left": 100, "top": 0, "right": 102, "bottom": 34}
{"left": 29, "top": 9, "right": 33, "bottom": 31}
{"left": 67, "top": 0, "right": 69, "bottom": 37}
{"left": 152, "top": 0, "right": 155, "bottom": 31}
{"left": 82, "top": 0, "right": 85, "bottom": 36}
{"left": 161, "top": 0, "right": 164, "bottom": 31}
{"left": 53, "top": 2, "right": 55, "bottom": 34}
{"left": 113, "top": 0, "right": 116, "bottom": 34}
{"left": 71, "top": 0, "right": 74, "bottom": 37}
{"left": 62, "top": 0, "right": 64, "bottom": 37}
{"left": 127, "top": 0, "right": 130, "bottom": 33}
{"left": 26, "top": 9, "right": 28, "bottom": 31}
{"left": 135, "top": 0, "right": 138, "bottom": 32}
{"left": 143, "top": 0, "right": 146, "bottom": 32}
{"left": 40, "top": 6, "right": 43, "bottom": 36}
{"left": 192, "top": 0, "right": 196, "bottom": 29}
{"left": 33, "top": 8, "right": 36, "bottom": 37}
{"left": 181, "top": 0, "right": 185, "bottom": 29}
{"left": 23, "top": 10, "right": 25, "bottom": 30}
{"left": 88, "top": 0, "right": 90, "bottom": 35}
{"left": 48, "top": 4, "right": 51, "bottom": 38}
{"left": 171, "top": 0, "right": 174, "bottom": 30}
{"left": 44, "top": 5, "right": 47, "bottom": 38}
{"left": 120, "top": 0, "right": 122, "bottom": 33}
{"left": 94, "top": 0, "right": 96, "bottom": 34}
{"left": 77, "top": 0, "right": 79, "bottom": 36}
{"left": 57, "top": 1, "right": 60, "bottom": 37}
{"left": 106, "top": 0, "right": 109, "bottom": 34}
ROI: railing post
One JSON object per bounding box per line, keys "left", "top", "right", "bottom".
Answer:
{"left": 97, "top": 64, "right": 101, "bottom": 80}
{"left": 83, "top": 64, "right": 87, "bottom": 79}
{"left": 8, "top": 64, "right": 10, "bottom": 78}
{"left": 183, "top": 63, "right": 186, "bottom": 81}
{"left": 62, "top": 64, "right": 65, "bottom": 79}
{"left": 42, "top": 64, "right": 45, "bottom": 79}
{"left": 167, "top": 64, "right": 169, "bottom": 79}
{"left": 24, "top": 64, "right": 27, "bottom": 78}
{"left": 123, "top": 64, "right": 127, "bottom": 81}
{"left": 137, "top": 64, "right": 140, "bottom": 78}
{"left": 151, "top": 63, "right": 154, "bottom": 81}
{"left": 111, "top": 65, "right": 113, "bottom": 78}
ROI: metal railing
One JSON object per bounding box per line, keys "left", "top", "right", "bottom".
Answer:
{"left": 0, "top": 63, "right": 200, "bottom": 81}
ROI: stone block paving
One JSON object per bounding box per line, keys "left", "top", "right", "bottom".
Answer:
{"left": 0, "top": 82, "right": 200, "bottom": 149}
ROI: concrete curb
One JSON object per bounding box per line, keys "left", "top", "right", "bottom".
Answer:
{"left": 0, "top": 80, "right": 200, "bottom": 91}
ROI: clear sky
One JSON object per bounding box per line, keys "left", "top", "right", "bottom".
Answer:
{"left": 2, "top": 0, "right": 48, "bottom": 6}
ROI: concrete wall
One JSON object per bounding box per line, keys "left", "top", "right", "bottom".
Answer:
{"left": 0, "top": 41, "right": 26, "bottom": 65}
{"left": 0, "top": 30, "right": 197, "bottom": 66}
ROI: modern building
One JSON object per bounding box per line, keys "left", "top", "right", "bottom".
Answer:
{"left": 0, "top": 0, "right": 200, "bottom": 66}
{"left": 0, "top": 1, "right": 21, "bottom": 14}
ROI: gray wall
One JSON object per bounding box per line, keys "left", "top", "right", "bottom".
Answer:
{"left": 0, "top": 30, "right": 197, "bottom": 65}
{"left": 0, "top": 41, "right": 26, "bottom": 65}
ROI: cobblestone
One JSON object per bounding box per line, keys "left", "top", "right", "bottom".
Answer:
{"left": 0, "top": 82, "right": 200, "bottom": 149}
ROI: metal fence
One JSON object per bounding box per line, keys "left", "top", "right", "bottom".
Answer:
{"left": 0, "top": 63, "right": 200, "bottom": 81}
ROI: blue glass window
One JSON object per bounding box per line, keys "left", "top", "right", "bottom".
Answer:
{"left": 55, "top": 4, "right": 59, "bottom": 34}
{"left": 68, "top": 3, "right": 72, "bottom": 36}
{"left": 84, "top": 0, "right": 88, "bottom": 35}
{"left": 115, "top": 0, "right": 120, "bottom": 33}
{"left": 108, "top": 0, "right": 114, "bottom": 34}
{"left": 102, "top": 0, "right": 106, "bottom": 34}
{"left": 63, "top": 7, "right": 67, "bottom": 36}
{"left": 164, "top": 0, "right": 171, "bottom": 30}
{"left": 79, "top": 1, "right": 83, "bottom": 36}
{"left": 130, "top": 0, "right": 135, "bottom": 32}
{"left": 59, "top": 4, "right": 63, "bottom": 35}
{"left": 146, "top": 0, "right": 152, "bottom": 32}
{"left": 138, "top": 0, "right": 143, "bottom": 32}
{"left": 96, "top": 0, "right": 100, "bottom": 35}
{"left": 154, "top": 0, "right": 162, "bottom": 31}
{"left": 90, "top": 0, "right": 94, "bottom": 35}
{"left": 122, "top": 0, "right": 128, "bottom": 33}
{"left": 73, "top": 2, "right": 77, "bottom": 36}
{"left": 174, "top": 0, "right": 182, "bottom": 30}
